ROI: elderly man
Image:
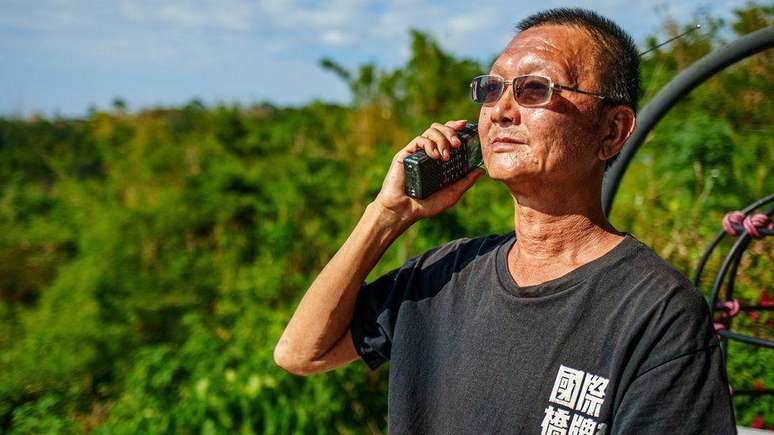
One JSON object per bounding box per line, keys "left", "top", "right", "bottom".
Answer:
{"left": 274, "top": 8, "right": 736, "bottom": 434}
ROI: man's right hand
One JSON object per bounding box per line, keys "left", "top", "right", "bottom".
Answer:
{"left": 374, "top": 119, "right": 486, "bottom": 223}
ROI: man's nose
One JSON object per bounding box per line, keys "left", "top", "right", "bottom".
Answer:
{"left": 489, "top": 85, "right": 522, "bottom": 125}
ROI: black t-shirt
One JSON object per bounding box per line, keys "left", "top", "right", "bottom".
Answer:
{"left": 349, "top": 232, "right": 736, "bottom": 434}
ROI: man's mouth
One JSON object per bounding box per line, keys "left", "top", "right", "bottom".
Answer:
{"left": 490, "top": 137, "right": 527, "bottom": 152}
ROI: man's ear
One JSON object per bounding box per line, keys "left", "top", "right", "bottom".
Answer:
{"left": 597, "top": 105, "right": 636, "bottom": 162}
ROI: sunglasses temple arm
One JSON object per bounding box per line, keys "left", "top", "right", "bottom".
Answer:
{"left": 553, "top": 84, "right": 606, "bottom": 99}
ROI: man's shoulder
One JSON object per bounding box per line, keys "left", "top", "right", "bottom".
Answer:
{"left": 613, "top": 235, "right": 714, "bottom": 345}
{"left": 616, "top": 235, "right": 702, "bottom": 300}
{"left": 415, "top": 232, "right": 513, "bottom": 272}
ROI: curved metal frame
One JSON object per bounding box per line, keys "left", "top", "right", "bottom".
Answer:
{"left": 602, "top": 25, "right": 774, "bottom": 215}
{"left": 705, "top": 205, "right": 774, "bottom": 306}
{"left": 707, "top": 204, "right": 774, "bottom": 349}
{"left": 599, "top": 25, "right": 774, "bottom": 399}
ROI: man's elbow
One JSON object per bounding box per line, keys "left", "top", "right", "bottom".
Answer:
{"left": 273, "top": 342, "right": 314, "bottom": 376}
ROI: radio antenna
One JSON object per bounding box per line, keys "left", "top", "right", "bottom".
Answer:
{"left": 639, "top": 24, "right": 702, "bottom": 57}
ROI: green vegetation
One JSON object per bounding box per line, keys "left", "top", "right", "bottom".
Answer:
{"left": 0, "top": 4, "right": 771, "bottom": 433}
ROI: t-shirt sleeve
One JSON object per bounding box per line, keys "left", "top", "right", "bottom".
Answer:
{"left": 612, "top": 344, "right": 736, "bottom": 434}
{"left": 348, "top": 237, "right": 477, "bottom": 370}
{"left": 611, "top": 281, "right": 737, "bottom": 434}
{"left": 348, "top": 251, "right": 433, "bottom": 370}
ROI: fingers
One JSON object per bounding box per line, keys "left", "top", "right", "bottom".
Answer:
{"left": 431, "top": 122, "right": 463, "bottom": 146}
{"left": 397, "top": 136, "right": 437, "bottom": 162}
{"left": 398, "top": 120, "right": 468, "bottom": 163}
{"left": 444, "top": 119, "right": 468, "bottom": 131}
{"left": 423, "top": 128, "right": 451, "bottom": 160}
{"left": 425, "top": 120, "right": 468, "bottom": 160}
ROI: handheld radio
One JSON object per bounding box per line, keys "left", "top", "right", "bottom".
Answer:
{"left": 403, "top": 122, "right": 483, "bottom": 199}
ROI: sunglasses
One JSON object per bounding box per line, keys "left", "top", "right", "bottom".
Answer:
{"left": 470, "top": 74, "right": 606, "bottom": 107}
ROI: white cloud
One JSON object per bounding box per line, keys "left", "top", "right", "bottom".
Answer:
{"left": 320, "top": 30, "right": 352, "bottom": 46}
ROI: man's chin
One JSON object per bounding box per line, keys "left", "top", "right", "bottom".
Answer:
{"left": 486, "top": 166, "right": 549, "bottom": 196}
{"left": 484, "top": 166, "right": 534, "bottom": 183}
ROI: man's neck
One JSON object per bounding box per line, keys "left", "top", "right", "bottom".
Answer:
{"left": 507, "top": 182, "right": 624, "bottom": 286}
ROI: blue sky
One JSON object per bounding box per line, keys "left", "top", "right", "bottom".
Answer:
{"left": 0, "top": 0, "right": 750, "bottom": 117}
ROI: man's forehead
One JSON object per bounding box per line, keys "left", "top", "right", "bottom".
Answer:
{"left": 494, "top": 25, "right": 592, "bottom": 79}
{"left": 505, "top": 25, "right": 588, "bottom": 55}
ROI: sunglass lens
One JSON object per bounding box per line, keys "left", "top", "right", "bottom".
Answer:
{"left": 515, "top": 76, "right": 550, "bottom": 106}
{"left": 472, "top": 76, "right": 503, "bottom": 104}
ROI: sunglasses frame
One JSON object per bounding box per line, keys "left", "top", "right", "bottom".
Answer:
{"left": 470, "top": 74, "right": 606, "bottom": 107}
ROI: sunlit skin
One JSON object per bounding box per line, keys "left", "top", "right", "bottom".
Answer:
{"left": 478, "top": 26, "right": 613, "bottom": 191}
{"left": 473, "top": 25, "right": 636, "bottom": 285}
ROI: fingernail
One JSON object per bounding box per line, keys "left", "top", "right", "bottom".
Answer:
{"left": 443, "top": 149, "right": 449, "bottom": 159}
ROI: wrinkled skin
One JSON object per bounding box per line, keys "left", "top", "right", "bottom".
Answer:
{"left": 475, "top": 24, "right": 636, "bottom": 286}
{"left": 478, "top": 24, "right": 628, "bottom": 200}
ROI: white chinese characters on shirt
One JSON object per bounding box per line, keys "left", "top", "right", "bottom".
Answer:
{"left": 541, "top": 365, "right": 609, "bottom": 435}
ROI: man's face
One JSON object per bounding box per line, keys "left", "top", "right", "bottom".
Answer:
{"left": 478, "top": 25, "right": 607, "bottom": 190}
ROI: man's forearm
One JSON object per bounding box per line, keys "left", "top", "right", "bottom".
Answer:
{"left": 274, "top": 201, "right": 413, "bottom": 368}
{"left": 273, "top": 120, "right": 482, "bottom": 374}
